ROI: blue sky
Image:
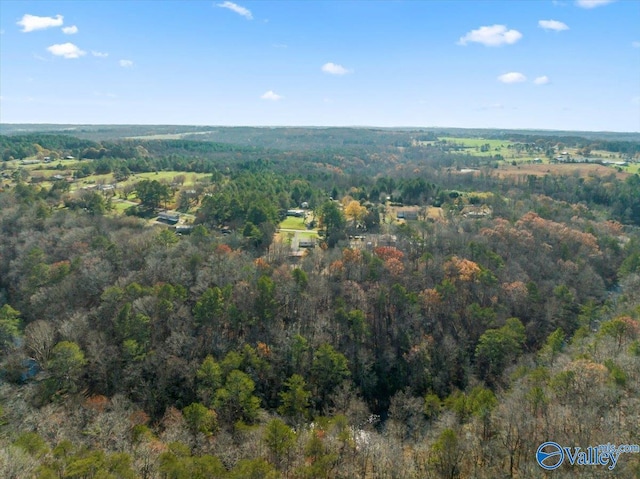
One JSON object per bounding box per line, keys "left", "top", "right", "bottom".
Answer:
{"left": 1, "top": 0, "right": 639, "bottom": 131}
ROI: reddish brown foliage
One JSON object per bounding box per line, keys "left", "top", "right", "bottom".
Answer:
{"left": 374, "top": 246, "right": 404, "bottom": 262}
{"left": 444, "top": 256, "right": 481, "bottom": 282}
{"left": 215, "top": 244, "right": 233, "bottom": 255}
{"left": 257, "top": 341, "right": 271, "bottom": 357}
{"left": 385, "top": 257, "right": 405, "bottom": 276}
{"left": 129, "top": 410, "right": 150, "bottom": 426}
{"left": 342, "top": 248, "right": 363, "bottom": 264}
{"left": 329, "top": 260, "right": 345, "bottom": 275}
{"left": 84, "top": 395, "right": 110, "bottom": 413}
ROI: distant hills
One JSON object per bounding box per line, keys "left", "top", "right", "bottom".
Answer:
{"left": 2, "top": 124, "right": 639, "bottom": 145}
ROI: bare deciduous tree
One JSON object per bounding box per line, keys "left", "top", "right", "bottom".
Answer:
{"left": 24, "top": 320, "right": 55, "bottom": 365}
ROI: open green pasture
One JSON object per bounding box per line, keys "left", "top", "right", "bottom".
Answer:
{"left": 70, "top": 170, "right": 211, "bottom": 192}
{"left": 296, "top": 230, "right": 320, "bottom": 239}
{"left": 279, "top": 215, "right": 309, "bottom": 231}
{"left": 439, "top": 137, "right": 512, "bottom": 158}
{"left": 438, "top": 137, "right": 551, "bottom": 163}
{"left": 120, "top": 171, "right": 210, "bottom": 187}
{"left": 624, "top": 163, "right": 640, "bottom": 174}
{"left": 440, "top": 137, "right": 510, "bottom": 149}
{"left": 279, "top": 229, "right": 320, "bottom": 243}
{"left": 5, "top": 158, "right": 80, "bottom": 172}
{"left": 109, "top": 200, "right": 136, "bottom": 214}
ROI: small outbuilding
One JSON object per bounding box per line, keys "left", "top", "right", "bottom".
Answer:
{"left": 158, "top": 211, "right": 180, "bottom": 224}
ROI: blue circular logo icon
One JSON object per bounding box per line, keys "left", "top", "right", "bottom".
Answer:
{"left": 537, "top": 442, "right": 564, "bottom": 470}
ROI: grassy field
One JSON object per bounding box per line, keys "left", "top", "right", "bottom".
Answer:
{"left": 624, "top": 163, "right": 640, "bottom": 174}
{"left": 279, "top": 215, "right": 309, "bottom": 230}
{"left": 437, "top": 137, "right": 555, "bottom": 164}
{"left": 57, "top": 170, "right": 211, "bottom": 194}
{"left": 114, "top": 171, "right": 210, "bottom": 188}
{"left": 296, "top": 230, "right": 320, "bottom": 240}
{"left": 426, "top": 206, "right": 444, "bottom": 220}
{"left": 277, "top": 214, "right": 320, "bottom": 246}
{"left": 276, "top": 229, "right": 320, "bottom": 244}
{"left": 4, "top": 158, "right": 80, "bottom": 173}
{"left": 589, "top": 149, "right": 624, "bottom": 159}
{"left": 109, "top": 200, "right": 136, "bottom": 214}
{"left": 440, "top": 137, "right": 509, "bottom": 148}
{"left": 2, "top": 160, "right": 214, "bottom": 221}
{"left": 6, "top": 156, "right": 211, "bottom": 189}
{"left": 440, "top": 137, "right": 511, "bottom": 157}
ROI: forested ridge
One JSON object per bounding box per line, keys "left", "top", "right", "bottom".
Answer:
{"left": 0, "top": 128, "right": 639, "bottom": 478}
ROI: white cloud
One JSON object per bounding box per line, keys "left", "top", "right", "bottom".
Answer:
{"left": 321, "top": 62, "right": 351, "bottom": 75}
{"left": 62, "top": 25, "right": 78, "bottom": 35}
{"left": 217, "top": 1, "right": 253, "bottom": 20}
{"left": 476, "top": 103, "right": 505, "bottom": 111}
{"left": 534, "top": 75, "right": 550, "bottom": 85}
{"left": 458, "top": 24, "right": 522, "bottom": 46}
{"left": 575, "top": 0, "right": 615, "bottom": 8}
{"left": 92, "top": 51, "right": 109, "bottom": 58}
{"left": 261, "top": 90, "right": 283, "bottom": 101}
{"left": 632, "top": 41, "right": 640, "bottom": 48}
{"left": 538, "top": 20, "right": 569, "bottom": 31}
{"left": 47, "top": 43, "right": 86, "bottom": 59}
{"left": 119, "top": 59, "right": 134, "bottom": 67}
{"left": 17, "top": 14, "right": 64, "bottom": 32}
{"left": 498, "top": 72, "right": 527, "bottom": 84}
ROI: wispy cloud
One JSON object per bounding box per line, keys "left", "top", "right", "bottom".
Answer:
{"left": 458, "top": 24, "right": 522, "bottom": 46}
{"left": 17, "top": 14, "right": 63, "bottom": 32}
{"left": 92, "top": 51, "right": 109, "bottom": 58}
{"left": 632, "top": 41, "right": 640, "bottom": 48}
{"left": 119, "top": 59, "right": 134, "bottom": 68}
{"left": 47, "top": 43, "right": 86, "bottom": 59}
{"left": 217, "top": 1, "right": 253, "bottom": 20}
{"left": 476, "top": 103, "right": 505, "bottom": 111}
{"left": 62, "top": 25, "right": 78, "bottom": 35}
{"left": 538, "top": 20, "right": 569, "bottom": 31}
{"left": 534, "top": 76, "right": 550, "bottom": 85}
{"left": 575, "top": 0, "right": 616, "bottom": 8}
{"left": 261, "top": 90, "right": 283, "bottom": 101}
{"left": 321, "top": 62, "right": 351, "bottom": 75}
{"left": 498, "top": 72, "right": 527, "bottom": 84}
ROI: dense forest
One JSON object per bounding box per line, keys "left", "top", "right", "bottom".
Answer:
{"left": 1, "top": 127, "right": 639, "bottom": 478}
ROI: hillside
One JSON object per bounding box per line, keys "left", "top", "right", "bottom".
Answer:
{"left": 0, "top": 126, "right": 639, "bottom": 478}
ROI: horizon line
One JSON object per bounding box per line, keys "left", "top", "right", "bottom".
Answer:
{"left": 2, "top": 123, "right": 639, "bottom": 135}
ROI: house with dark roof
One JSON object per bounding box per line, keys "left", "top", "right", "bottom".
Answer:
{"left": 158, "top": 211, "right": 180, "bottom": 224}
